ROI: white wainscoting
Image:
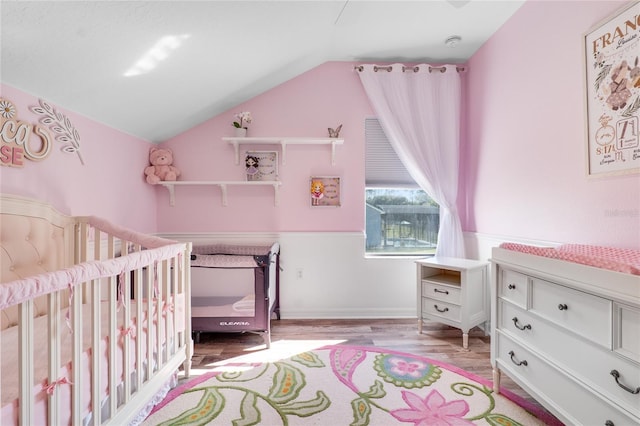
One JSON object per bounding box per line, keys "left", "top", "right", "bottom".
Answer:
{"left": 158, "top": 231, "right": 559, "bottom": 319}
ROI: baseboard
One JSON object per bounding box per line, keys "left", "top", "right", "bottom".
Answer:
{"left": 281, "top": 307, "right": 417, "bottom": 319}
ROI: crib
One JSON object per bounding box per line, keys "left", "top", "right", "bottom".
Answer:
{"left": 190, "top": 243, "right": 280, "bottom": 348}
{"left": 0, "top": 194, "right": 193, "bottom": 425}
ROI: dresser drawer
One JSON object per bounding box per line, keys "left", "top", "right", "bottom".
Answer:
{"left": 495, "top": 333, "right": 640, "bottom": 426}
{"left": 499, "top": 269, "right": 528, "bottom": 308}
{"left": 530, "top": 278, "right": 611, "bottom": 346}
{"left": 422, "top": 281, "right": 461, "bottom": 304}
{"left": 498, "top": 301, "right": 640, "bottom": 418}
{"left": 422, "top": 298, "right": 461, "bottom": 323}
{"left": 615, "top": 302, "right": 640, "bottom": 362}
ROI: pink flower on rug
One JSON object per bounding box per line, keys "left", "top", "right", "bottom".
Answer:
{"left": 391, "top": 389, "right": 473, "bottom": 426}
{"left": 389, "top": 357, "right": 428, "bottom": 378}
{"left": 373, "top": 353, "right": 442, "bottom": 388}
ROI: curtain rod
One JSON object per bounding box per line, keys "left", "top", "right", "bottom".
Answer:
{"left": 353, "top": 65, "right": 466, "bottom": 73}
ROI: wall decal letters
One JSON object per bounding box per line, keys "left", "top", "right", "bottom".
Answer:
{"left": 0, "top": 98, "right": 53, "bottom": 168}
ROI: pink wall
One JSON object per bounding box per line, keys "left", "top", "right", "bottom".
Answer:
{"left": 7, "top": 0, "right": 637, "bottom": 247}
{"left": 464, "top": 0, "right": 639, "bottom": 248}
{"left": 158, "top": 61, "right": 374, "bottom": 232}
{"left": 0, "top": 84, "right": 158, "bottom": 232}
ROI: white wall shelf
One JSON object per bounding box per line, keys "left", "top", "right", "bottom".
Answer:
{"left": 159, "top": 181, "right": 282, "bottom": 207}
{"left": 223, "top": 137, "right": 344, "bottom": 166}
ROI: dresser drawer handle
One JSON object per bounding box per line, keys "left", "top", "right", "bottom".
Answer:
{"left": 508, "top": 350, "right": 528, "bottom": 367}
{"left": 512, "top": 317, "right": 532, "bottom": 331}
{"left": 557, "top": 303, "right": 568, "bottom": 311}
{"left": 434, "top": 304, "right": 449, "bottom": 313}
{"left": 610, "top": 370, "right": 640, "bottom": 394}
{"left": 508, "top": 284, "right": 516, "bottom": 290}
{"left": 434, "top": 288, "right": 449, "bottom": 295}
{"left": 605, "top": 421, "right": 614, "bottom": 426}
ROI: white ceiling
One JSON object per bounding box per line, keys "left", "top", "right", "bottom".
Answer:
{"left": 1, "top": 0, "right": 524, "bottom": 142}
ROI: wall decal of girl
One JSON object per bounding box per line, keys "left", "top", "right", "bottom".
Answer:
{"left": 310, "top": 180, "right": 324, "bottom": 206}
{"left": 245, "top": 155, "right": 259, "bottom": 180}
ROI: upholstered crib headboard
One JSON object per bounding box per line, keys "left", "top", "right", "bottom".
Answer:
{"left": 0, "top": 194, "right": 76, "bottom": 329}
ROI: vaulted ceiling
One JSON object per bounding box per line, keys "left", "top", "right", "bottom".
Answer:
{"left": 1, "top": 0, "right": 524, "bottom": 142}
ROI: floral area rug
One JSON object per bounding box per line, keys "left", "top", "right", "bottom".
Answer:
{"left": 143, "top": 345, "right": 562, "bottom": 425}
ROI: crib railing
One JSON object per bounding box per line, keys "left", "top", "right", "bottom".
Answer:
{"left": 0, "top": 216, "right": 192, "bottom": 425}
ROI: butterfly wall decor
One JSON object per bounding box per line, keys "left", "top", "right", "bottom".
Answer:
{"left": 328, "top": 124, "right": 342, "bottom": 138}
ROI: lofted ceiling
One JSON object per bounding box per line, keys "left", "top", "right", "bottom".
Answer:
{"left": 1, "top": 0, "right": 524, "bottom": 142}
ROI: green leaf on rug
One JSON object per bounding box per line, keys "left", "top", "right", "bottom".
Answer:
{"left": 485, "top": 412, "right": 524, "bottom": 426}
{"left": 233, "top": 392, "right": 260, "bottom": 426}
{"left": 158, "top": 387, "right": 225, "bottom": 425}
{"left": 268, "top": 363, "right": 306, "bottom": 403}
{"left": 350, "top": 397, "right": 372, "bottom": 426}
{"left": 362, "top": 380, "right": 386, "bottom": 399}
{"left": 278, "top": 390, "right": 331, "bottom": 417}
{"left": 292, "top": 351, "right": 325, "bottom": 368}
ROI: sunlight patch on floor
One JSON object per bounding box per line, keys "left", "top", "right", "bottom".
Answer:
{"left": 180, "top": 339, "right": 346, "bottom": 379}
{"left": 213, "top": 339, "right": 346, "bottom": 365}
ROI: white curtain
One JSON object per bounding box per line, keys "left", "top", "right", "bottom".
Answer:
{"left": 357, "top": 64, "right": 465, "bottom": 258}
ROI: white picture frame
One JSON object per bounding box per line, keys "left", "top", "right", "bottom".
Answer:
{"left": 310, "top": 176, "right": 341, "bottom": 207}
{"left": 244, "top": 151, "right": 278, "bottom": 181}
{"left": 583, "top": 1, "right": 640, "bottom": 177}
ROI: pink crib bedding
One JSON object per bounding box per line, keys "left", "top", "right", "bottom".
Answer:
{"left": 0, "top": 194, "right": 192, "bottom": 425}
{"left": 499, "top": 243, "right": 640, "bottom": 275}
{"left": 1, "top": 297, "right": 185, "bottom": 425}
{"left": 0, "top": 296, "right": 185, "bottom": 425}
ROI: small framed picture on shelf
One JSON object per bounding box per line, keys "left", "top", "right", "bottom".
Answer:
{"left": 245, "top": 151, "right": 278, "bottom": 181}
{"left": 310, "top": 176, "right": 341, "bottom": 207}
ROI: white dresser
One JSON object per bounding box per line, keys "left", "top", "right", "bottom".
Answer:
{"left": 491, "top": 247, "right": 640, "bottom": 426}
{"left": 416, "top": 257, "right": 489, "bottom": 349}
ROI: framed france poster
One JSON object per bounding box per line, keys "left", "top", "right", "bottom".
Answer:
{"left": 584, "top": 1, "right": 640, "bottom": 176}
{"left": 244, "top": 151, "right": 278, "bottom": 181}
{"left": 310, "top": 176, "right": 341, "bottom": 207}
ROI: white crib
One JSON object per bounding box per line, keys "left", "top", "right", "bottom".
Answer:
{"left": 0, "top": 194, "right": 193, "bottom": 425}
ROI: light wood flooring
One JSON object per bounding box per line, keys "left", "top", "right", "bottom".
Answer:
{"left": 184, "top": 318, "right": 560, "bottom": 423}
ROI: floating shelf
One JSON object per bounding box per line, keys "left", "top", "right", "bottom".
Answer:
{"left": 159, "top": 181, "right": 282, "bottom": 207}
{"left": 223, "top": 137, "right": 344, "bottom": 165}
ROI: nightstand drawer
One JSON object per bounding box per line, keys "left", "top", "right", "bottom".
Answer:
{"left": 422, "top": 298, "right": 461, "bottom": 322}
{"left": 499, "top": 269, "right": 528, "bottom": 308}
{"left": 422, "top": 281, "right": 461, "bottom": 304}
{"left": 530, "top": 278, "right": 611, "bottom": 346}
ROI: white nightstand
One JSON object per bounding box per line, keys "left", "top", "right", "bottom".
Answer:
{"left": 416, "top": 257, "right": 489, "bottom": 349}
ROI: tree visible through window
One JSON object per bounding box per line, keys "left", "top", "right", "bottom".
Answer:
{"left": 365, "top": 188, "right": 439, "bottom": 255}
{"left": 365, "top": 117, "right": 439, "bottom": 255}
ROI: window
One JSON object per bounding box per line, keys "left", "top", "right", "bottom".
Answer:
{"left": 365, "top": 118, "right": 439, "bottom": 255}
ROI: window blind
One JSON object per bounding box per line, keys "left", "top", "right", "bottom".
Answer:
{"left": 365, "top": 118, "right": 417, "bottom": 188}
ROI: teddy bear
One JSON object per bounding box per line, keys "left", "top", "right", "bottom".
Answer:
{"left": 144, "top": 147, "right": 181, "bottom": 184}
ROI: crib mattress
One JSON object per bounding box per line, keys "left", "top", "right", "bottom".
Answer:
{"left": 191, "top": 294, "right": 255, "bottom": 317}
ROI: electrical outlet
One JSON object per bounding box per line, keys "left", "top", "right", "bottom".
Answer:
{"left": 296, "top": 268, "right": 303, "bottom": 280}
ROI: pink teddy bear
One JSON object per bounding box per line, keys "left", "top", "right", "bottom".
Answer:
{"left": 144, "top": 147, "right": 181, "bottom": 184}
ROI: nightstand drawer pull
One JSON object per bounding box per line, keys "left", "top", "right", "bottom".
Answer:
{"left": 433, "top": 288, "right": 449, "bottom": 295}
{"left": 434, "top": 304, "right": 449, "bottom": 313}
{"left": 610, "top": 370, "right": 640, "bottom": 394}
{"left": 557, "top": 303, "right": 568, "bottom": 311}
{"left": 508, "top": 350, "right": 528, "bottom": 367}
{"left": 512, "top": 317, "right": 531, "bottom": 331}
{"left": 508, "top": 284, "right": 516, "bottom": 289}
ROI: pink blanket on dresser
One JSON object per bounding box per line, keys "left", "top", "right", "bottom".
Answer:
{"left": 499, "top": 243, "right": 640, "bottom": 275}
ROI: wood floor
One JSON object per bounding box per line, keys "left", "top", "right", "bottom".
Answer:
{"left": 185, "top": 318, "right": 560, "bottom": 423}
